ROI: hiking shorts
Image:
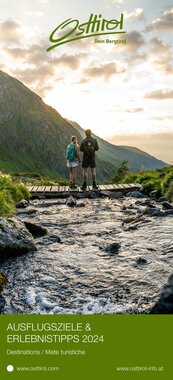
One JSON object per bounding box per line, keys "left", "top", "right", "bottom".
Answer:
{"left": 82, "top": 155, "right": 96, "bottom": 168}
{"left": 67, "top": 161, "right": 78, "bottom": 168}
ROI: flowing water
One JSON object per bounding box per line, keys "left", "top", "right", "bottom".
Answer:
{"left": 1, "top": 197, "right": 173, "bottom": 314}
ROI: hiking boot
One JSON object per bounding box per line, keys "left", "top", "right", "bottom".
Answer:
{"left": 81, "top": 183, "right": 87, "bottom": 191}
{"left": 71, "top": 183, "right": 78, "bottom": 189}
{"left": 92, "top": 184, "right": 99, "bottom": 190}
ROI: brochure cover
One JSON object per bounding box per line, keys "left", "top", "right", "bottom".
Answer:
{"left": 0, "top": 0, "right": 173, "bottom": 379}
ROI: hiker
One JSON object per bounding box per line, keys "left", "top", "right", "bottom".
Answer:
{"left": 66, "top": 136, "right": 80, "bottom": 189}
{"left": 80, "top": 129, "right": 99, "bottom": 190}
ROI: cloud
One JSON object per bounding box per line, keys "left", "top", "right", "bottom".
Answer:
{"left": 4, "top": 32, "right": 88, "bottom": 96}
{"left": 112, "top": 0, "right": 124, "bottom": 4}
{"left": 126, "top": 31, "right": 145, "bottom": 50}
{"left": 145, "top": 89, "right": 173, "bottom": 100}
{"left": 147, "top": 7, "right": 173, "bottom": 31}
{"left": 122, "top": 108, "right": 144, "bottom": 113}
{"left": 149, "top": 38, "right": 173, "bottom": 75}
{"left": 123, "top": 31, "right": 146, "bottom": 62}
{"left": 124, "top": 8, "right": 144, "bottom": 22}
{"left": 81, "top": 62, "right": 126, "bottom": 81}
{"left": 0, "top": 19, "right": 21, "bottom": 44}
{"left": 11, "top": 64, "right": 57, "bottom": 97}
{"left": 6, "top": 40, "right": 86, "bottom": 69}
{"left": 5, "top": 40, "right": 49, "bottom": 65}
{"left": 0, "top": 62, "right": 5, "bottom": 70}
{"left": 150, "top": 114, "right": 173, "bottom": 121}
{"left": 26, "top": 11, "right": 44, "bottom": 18}
{"left": 53, "top": 53, "right": 87, "bottom": 70}
{"left": 104, "top": 0, "right": 124, "bottom": 9}
{"left": 37, "top": 0, "right": 49, "bottom": 3}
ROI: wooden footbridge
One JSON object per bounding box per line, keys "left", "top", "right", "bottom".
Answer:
{"left": 27, "top": 183, "right": 140, "bottom": 198}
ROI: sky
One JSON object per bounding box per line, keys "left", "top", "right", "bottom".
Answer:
{"left": 0, "top": 0, "right": 173, "bottom": 160}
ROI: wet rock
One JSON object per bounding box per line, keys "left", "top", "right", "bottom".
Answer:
{"left": 147, "top": 203, "right": 158, "bottom": 209}
{"left": 109, "top": 191, "right": 123, "bottom": 199}
{"left": 150, "top": 190, "right": 159, "bottom": 200}
{"left": 0, "top": 294, "right": 5, "bottom": 313}
{"left": 136, "top": 257, "right": 147, "bottom": 265}
{"left": 127, "top": 203, "right": 137, "bottom": 209}
{"left": 24, "top": 221, "right": 48, "bottom": 237}
{"left": 66, "top": 196, "right": 76, "bottom": 207}
{"left": 88, "top": 193, "right": 98, "bottom": 199}
{"left": 49, "top": 235, "right": 61, "bottom": 243}
{"left": 161, "top": 201, "right": 173, "bottom": 210}
{"left": 26, "top": 208, "right": 37, "bottom": 215}
{"left": 16, "top": 208, "right": 37, "bottom": 215}
{"left": 100, "top": 191, "right": 112, "bottom": 197}
{"left": 123, "top": 215, "right": 146, "bottom": 224}
{"left": 127, "top": 191, "right": 145, "bottom": 198}
{"left": 136, "top": 209, "right": 143, "bottom": 215}
{"left": 16, "top": 199, "right": 29, "bottom": 208}
{"left": 150, "top": 274, "right": 173, "bottom": 314}
{"left": 135, "top": 199, "right": 151, "bottom": 206}
{"left": 0, "top": 273, "right": 6, "bottom": 312}
{"left": 19, "top": 176, "right": 40, "bottom": 183}
{"left": 124, "top": 225, "right": 138, "bottom": 231}
{"left": 76, "top": 193, "right": 85, "bottom": 199}
{"left": 105, "top": 242, "right": 121, "bottom": 254}
{"left": 0, "top": 217, "right": 37, "bottom": 259}
{"left": 76, "top": 203, "right": 86, "bottom": 208}
{"left": 164, "top": 209, "right": 173, "bottom": 216}
{"left": 158, "top": 197, "right": 166, "bottom": 203}
{"left": 143, "top": 207, "right": 164, "bottom": 217}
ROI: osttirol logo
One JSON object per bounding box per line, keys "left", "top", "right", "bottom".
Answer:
{"left": 47, "top": 13, "right": 126, "bottom": 51}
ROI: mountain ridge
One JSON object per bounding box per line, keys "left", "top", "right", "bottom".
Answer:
{"left": 0, "top": 70, "right": 166, "bottom": 181}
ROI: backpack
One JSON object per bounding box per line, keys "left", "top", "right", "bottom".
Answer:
{"left": 83, "top": 138, "right": 95, "bottom": 157}
{"left": 66, "top": 144, "right": 77, "bottom": 161}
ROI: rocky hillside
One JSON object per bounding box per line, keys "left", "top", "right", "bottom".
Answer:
{"left": 0, "top": 70, "right": 166, "bottom": 181}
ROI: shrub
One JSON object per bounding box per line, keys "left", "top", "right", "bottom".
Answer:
{"left": 112, "top": 160, "right": 130, "bottom": 183}
{"left": 0, "top": 190, "right": 15, "bottom": 216}
{"left": 164, "top": 182, "right": 173, "bottom": 202}
{"left": 0, "top": 173, "right": 30, "bottom": 216}
{"left": 142, "top": 180, "right": 161, "bottom": 196}
{"left": 123, "top": 173, "right": 142, "bottom": 183}
{"left": 162, "top": 172, "right": 173, "bottom": 193}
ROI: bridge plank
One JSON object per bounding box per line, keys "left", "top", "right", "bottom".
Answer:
{"left": 36, "top": 186, "right": 46, "bottom": 192}
{"left": 50, "top": 186, "right": 59, "bottom": 192}
{"left": 27, "top": 183, "right": 140, "bottom": 197}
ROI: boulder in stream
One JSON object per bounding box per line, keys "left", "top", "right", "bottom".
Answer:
{"left": 105, "top": 242, "right": 121, "bottom": 255}
{"left": 150, "top": 274, "right": 173, "bottom": 314}
{"left": 126, "top": 191, "right": 145, "bottom": 198}
{"left": 0, "top": 217, "right": 37, "bottom": 259}
{"left": 161, "top": 201, "right": 173, "bottom": 210}
{"left": 24, "top": 221, "right": 48, "bottom": 237}
{"left": 0, "top": 294, "right": 5, "bottom": 313}
{"left": 16, "top": 199, "right": 29, "bottom": 209}
{"left": 66, "top": 196, "right": 76, "bottom": 207}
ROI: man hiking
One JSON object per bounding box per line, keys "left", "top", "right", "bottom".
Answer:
{"left": 80, "top": 129, "right": 99, "bottom": 190}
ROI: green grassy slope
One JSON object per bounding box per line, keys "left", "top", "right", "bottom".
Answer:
{"left": 0, "top": 70, "right": 166, "bottom": 182}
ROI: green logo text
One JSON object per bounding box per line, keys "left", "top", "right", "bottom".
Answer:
{"left": 47, "top": 13, "right": 126, "bottom": 51}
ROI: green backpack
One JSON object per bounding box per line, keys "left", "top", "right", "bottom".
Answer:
{"left": 66, "top": 144, "right": 76, "bottom": 161}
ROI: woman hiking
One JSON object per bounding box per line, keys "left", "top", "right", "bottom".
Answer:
{"left": 66, "top": 136, "right": 80, "bottom": 189}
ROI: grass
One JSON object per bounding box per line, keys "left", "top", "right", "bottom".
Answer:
{"left": 122, "top": 165, "right": 173, "bottom": 201}
{"left": 11, "top": 173, "right": 68, "bottom": 186}
{"left": 0, "top": 172, "right": 30, "bottom": 217}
